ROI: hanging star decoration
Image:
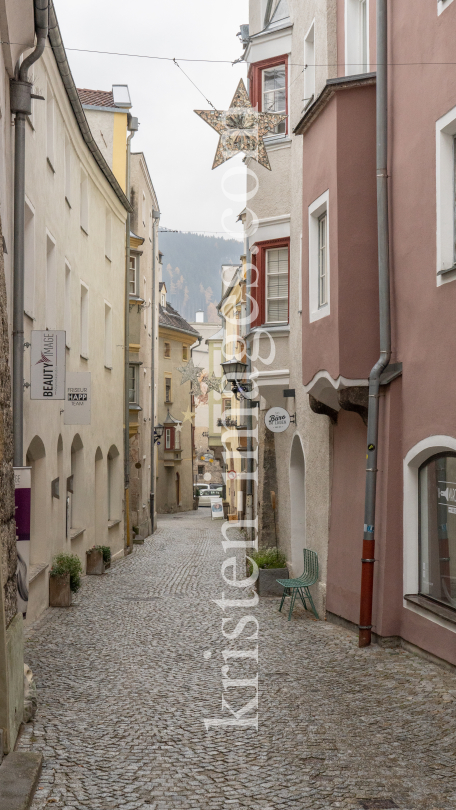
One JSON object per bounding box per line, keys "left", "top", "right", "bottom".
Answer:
{"left": 181, "top": 407, "right": 195, "bottom": 424}
{"left": 175, "top": 422, "right": 183, "bottom": 433}
{"left": 177, "top": 358, "right": 203, "bottom": 386}
{"left": 205, "top": 372, "right": 222, "bottom": 394}
{"left": 195, "top": 79, "right": 287, "bottom": 171}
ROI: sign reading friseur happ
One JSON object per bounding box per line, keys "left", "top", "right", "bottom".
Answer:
{"left": 64, "top": 372, "right": 91, "bottom": 425}
{"left": 30, "top": 330, "right": 66, "bottom": 400}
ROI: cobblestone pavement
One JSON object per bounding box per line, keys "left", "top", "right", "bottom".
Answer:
{"left": 19, "top": 511, "right": 456, "bottom": 810}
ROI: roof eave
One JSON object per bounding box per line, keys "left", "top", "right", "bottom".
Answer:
{"left": 294, "top": 72, "right": 376, "bottom": 137}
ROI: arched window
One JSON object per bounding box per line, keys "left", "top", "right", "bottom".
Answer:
{"left": 419, "top": 452, "right": 456, "bottom": 609}
{"left": 107, "top": 445, "right": 120, "bottom": 520}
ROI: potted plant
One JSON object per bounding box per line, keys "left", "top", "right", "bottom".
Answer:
{"left": 86, "top": 545, "right": 111, "bottom": 575}
{"left": 248, "top": 547, "right": 289, "bottom": 597}
{"left": 49, "top": 553, "right": 83, "bottom": 607}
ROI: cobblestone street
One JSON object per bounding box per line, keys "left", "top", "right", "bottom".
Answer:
{"left": 18, "top": 512, "right": 456, "bottom": 810}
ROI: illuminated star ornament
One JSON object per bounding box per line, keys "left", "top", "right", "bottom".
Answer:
{"left": 205, "top": 372, "right": 222, "bottom": 393}
{"left": 195, "top": 79, "right": 287, "bottom": 171}
{"left": 177, "top": 358, "right": 203, "bottom": 386}
{"left": 181, "top": 407, "right": 195, "bottom": 424}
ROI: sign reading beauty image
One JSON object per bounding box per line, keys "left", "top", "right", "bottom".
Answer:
{"left": 265, "top": 406, "right": 291, "bottom": 433}
{"left": 64, "top": 371, "right": 91, "bottom": 425}
{"left": 30, "top": 330, "right": 66, "bottom": 400}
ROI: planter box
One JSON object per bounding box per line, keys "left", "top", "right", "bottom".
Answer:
{"left": 49, "top": 572, "right": 71, "bottom": 607}
{"left": 86, "top": 548, "right": 104, "bottom": 575}
{"left": 258, "top": 567, "right": 289, "bottom": 597}
{"left": 228, "top": 514, "right": 238, "bottom": 522}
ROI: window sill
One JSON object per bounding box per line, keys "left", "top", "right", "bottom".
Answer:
{"left": 29, "top": 562, "right": 48, "bottom": 583}
{"left": 26, "top": 116, "right": 35, "bottom": 131}
{"left": 108, "top": 519, "right": 121, "bottom": 529}
{"left": 80, "top": 353, "right": 89, "bottom": 361}
{"left": 65, "top": 196, "right": 71, "bottom": 209}
{"left": 80, "top": 225, "right": 88, "bottom": 236}
{"left": 47, "top": 157, "right": 55, "bottom": 173}
{"left": 129, "top": 294, "right": 145, "bottom": 304}
{"left": 104, "top": 365, "right": 112, "bottom": 371}
{"left": 70, "top": 528, "right": 85, "bottom": 540}
{"left": 105, "top": 254, "right": 111, "bottom": 263}
{"left": 263, "top": 135, "right": 291, "bottom": 148}
{"left": 437, "top": 264, "right": 456, "bottom": 277}
{"left": 404, "top": 594, "right": 456, "bottom": 625}
{"left": 24, "top": 310, "right": 35, "bottom": 322}
{"left": 129, "top": 403, "right": 142, "bottom": 411}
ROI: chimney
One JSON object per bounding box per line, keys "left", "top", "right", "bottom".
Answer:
{"left": 195, "top": 310, "right": 204, "bottom": 323}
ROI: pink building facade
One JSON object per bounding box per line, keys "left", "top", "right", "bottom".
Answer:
{"left": 297, "top": 0, "right": 456, "bottom": 666}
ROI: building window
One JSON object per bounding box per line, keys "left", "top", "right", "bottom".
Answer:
{"left": 304, "top": 22, "right": 315, "bottom": 108}
{"left": 105, "top": 210, "right": 112, "bottom": 260}
{"left": 182, "top": 345, "right": 188, "bottom": 360}
{"left": 142, "top": 192, "right": 146, "bottom": 226}
{"left": 165, "top": 427, "right": 175, "bottom": 450}
{"left": 436, "top": 106, "right": 456, "bottom": 285}
{"left": 64, "top": 134, "right": 71, "bottom": 204}
{"left": 266, "top": 247, "right": 289, "bottom": 323}
{"left": 165, "top": 374, "right": 172, "bottom": 403}
{"left": 80, "top": 169, "right": 88, "bottom": 233}
{"left": 249, "top": 56, "right": 288, "bottom": 137}
{"left": 129, "top": 364, "right": 138, "bottom": 404}
{"left": 46, "top": 84, "right": 54, "bottom": 166}
{"left": 419, "top": 453, "right": 456, "bottom": 610}
{"left": 318, "top": 212, "right": 328, "bottom": 308}
{"left": 438, "top": 0, "right": 456, "bottom": 15}
{"left": 107, "top": 445, "right": 120, "bottom": 520}
{"left": 345, "top": 0, "right": 369, "bottom": 76}
{"left": 24, "top": 198, "right": 35, "bottom": 318}
{"left": 309, "top": 190, "right": 330, "bottom": 322}
{"left": 129, "top": 255, "right": 137, "bottom": 295}
{"left": 64, "top": 261, "right": 71, "bottom": 348}
{"left": 46, "top": 232, "right": 56, "bottom": 329}
{"left": 175, "top": 429, "right": 181, "bottom": 450}
{"left": 198, "top": 465, "right": 204, "bottom": 476}
{"left": 104, "top": 302, "right": 112, "bottom": 368}
{"left": 161, "top": 293, "right": 166, "bottom": 307}
{"left": 262, "top": 66, "right": 286, "bottom": 135}
{"left": 164, "top": 342, "right": 171, "bottom": 358}
{"left": 80, "top": 283, "right": 89, "bottom": 358}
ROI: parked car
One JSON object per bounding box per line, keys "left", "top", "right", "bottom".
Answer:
{"left": 198, "top": 485, "right": 224, "bottom": 507}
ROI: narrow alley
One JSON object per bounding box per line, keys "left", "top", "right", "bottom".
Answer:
{"left": 18, "top": 513, "right": 456, "bottom": 810}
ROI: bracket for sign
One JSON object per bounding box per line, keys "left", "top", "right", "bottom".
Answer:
{"left": 23, "top": 381, "right": 30, "bottom": 389}
{"left": 23, "top": 342, "right": 31, "bottom": 349}
{"left": 290, "top": 413, "right": 297, "bottom": 424}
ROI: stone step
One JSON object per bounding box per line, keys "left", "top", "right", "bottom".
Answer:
{"left": 0, "top": 752, "right": 42, "bottom": 810}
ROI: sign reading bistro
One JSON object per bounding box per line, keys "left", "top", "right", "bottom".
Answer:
{"left": 265, "top": 407, "right": 291, "bottom": 433}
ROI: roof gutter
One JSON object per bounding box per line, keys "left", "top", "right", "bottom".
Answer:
{"left": 48, "top": 1, "right": 132, "bottom": 214}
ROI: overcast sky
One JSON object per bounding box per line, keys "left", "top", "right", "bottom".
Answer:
{"left": 54, "top": 0, "right": 248, "bottom": 239}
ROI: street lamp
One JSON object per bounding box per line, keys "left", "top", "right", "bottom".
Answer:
{"left": 221, "top": 358, "right": 251, "bottom": 401}
{"left": 153, "top": 424, "right": 164, "bottom": 444}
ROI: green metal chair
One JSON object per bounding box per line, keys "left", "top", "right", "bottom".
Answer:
{"left": 277, "top": 548, "right": 319, "bottom": 621}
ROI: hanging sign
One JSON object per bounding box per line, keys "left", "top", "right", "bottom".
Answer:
{"left": 30, "top": 330, "right": 66, "bottom": 400}
{"left": 64, "top": 372, "right": 91, "bottom": 425}
{"left": 14, "top": 466, "right": 31, "bottom": 615}
{"left": 265, "top": 407, "right": 291, "bottom": 433}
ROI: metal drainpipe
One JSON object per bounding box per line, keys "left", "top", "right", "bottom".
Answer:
{"left": 359, "top": 0, "right": 391, "bottom": 648}
{"left": 245, "top": 238, "right": 253, "bottom": 531}
{"left": 149, "top": 209, "right": 160, "bottom": 533}
{"left": 11, "top": 0, "right": 49, "bottom": 466}
{"left": 124, "top": 123, "right": 136, "bottom": 547}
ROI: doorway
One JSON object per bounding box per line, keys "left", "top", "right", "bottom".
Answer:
{"left": 175, "top": 472, "right": 180, "bottom": 506}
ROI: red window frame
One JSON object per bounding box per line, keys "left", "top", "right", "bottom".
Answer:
{"left": 250, "top": 237, "right": 290, "bottom": 329}
{"left": 165, "top": 427, "right": 175, "bottom": 450}
{"left": 248, "top": 55, "right": 289, "bottom": 136}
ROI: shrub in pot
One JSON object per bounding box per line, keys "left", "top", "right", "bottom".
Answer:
{"left": 248, "top": 547, "right": 289, "bottom": 597}
{"left": 49, "top": 553, "right": 82, "bottom": 606}
{"left": 86, "top": 545, "right": 111, "bottom": 575}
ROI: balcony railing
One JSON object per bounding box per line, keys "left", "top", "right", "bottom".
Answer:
{"left": 217, "top": 417, "right": 238, "bottom": 428}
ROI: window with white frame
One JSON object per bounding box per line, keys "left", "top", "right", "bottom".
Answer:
{"left": 304, "top": 22, "right": 315, "bottom": 108}
{"left": 24, "top": 198, "right": 35, "bottom": 318}
{"left": 419, "top": 453, "right": 456, "bottom": 609}
{"left": 105, "top": 210, "right": 112, "bottom": 260}
{"left": 438, "top": 0, "right": 455, "bottom": 16}
{"left": 129, "top": 255, "right": 138, "bottom": 295}
{"left": 80, "top": 169, "right": 88, "bottom": 233}
{"left": 46, "top": 232, "right": 56, "bottom": 329}
{"left": 64, "top": 261, "right": 71, "bottom": 348}
{"left": 129, "top": 364, "right": 138, "bottom": 404}
{"left": 309, "top": 190, "right": 330, "bottom": 322}
{"left": 318, "top": 212, "right": 328, "bottom": 308}
{"left": 46, "top": 84, "right": 54, "bottom": 166}
{"left": 165, "top": 374, "right": 172, "bottom": 403}
{"left": 436, "top": 105, "right": 456, "bottom": 284}
{"left": 64, "top": 134, "right": 71, "bottom": 204}
{"left": 142, "top": 192, "right": 146, "bottom": 226}
{"left": 266, "top": 247, "right": 288, "bottom": 323}
{"left": 262, "top": 66, "right": 286, "bottom": 135}
{"left": 104, "top": 302, "right": 112, "bottom": 368}
{"left": 80, "top": 282, "right": 89, "bottom": 358}
{"left": 345, "top": 0, "right": 369, "bottom": 76}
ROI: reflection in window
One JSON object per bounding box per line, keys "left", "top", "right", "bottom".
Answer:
{"left": 262, "top": 67, "right": 286, "bottom": 135}
{"left": 419, "top": 453, "right": 456, "bottom": 609}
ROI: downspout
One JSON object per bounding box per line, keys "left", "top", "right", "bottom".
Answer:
{"left": 359, "top": 0, "right": 391, "bottom": 648}
{"left": 124, "top": 120, "right": 137, "bottom": 548}
{"left": 10, "top": 0, "right": 49, "bottom": 466}
{"left": 245, "top": 238, "right": 253, "bottom": 531}
{"left": 149, "top": 209, "right": 160, "bottom": 533}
